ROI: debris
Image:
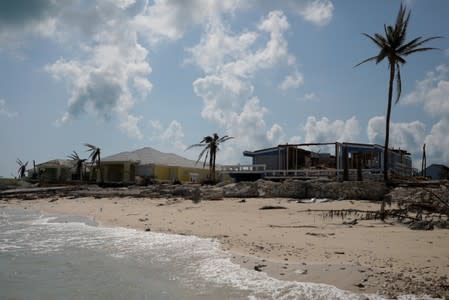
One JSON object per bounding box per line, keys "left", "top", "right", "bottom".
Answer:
{"left": 254, "top": 264, "right": 267, "bottom": 272}
{"left": 343, "top": 219, "right": 358, "bottom": 225}
{"left": 259, "top": 205, "right": 287, "bottom": 210}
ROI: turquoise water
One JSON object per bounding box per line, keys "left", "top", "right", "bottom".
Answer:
{"left": 0, "top": 208, "right": 414, "bottom": 300}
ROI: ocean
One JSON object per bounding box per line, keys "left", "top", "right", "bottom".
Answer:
{"left": 0, "top": 208, "right": 414, "bottom": 300}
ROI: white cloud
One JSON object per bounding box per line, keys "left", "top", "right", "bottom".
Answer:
{"left": 188, "top": 11, "right": 301, "bottom": 162}
{"left": 44, "top": 3, "right": 152, "bottom": 140}
{"left": 0, "top": 99, "right": 17, "bottom": 118}
{"left": 298, "top": 0, "right": 334, "bottom": 26}
{"left": 279, "top": 70, "right": 304, "bottom": 91}
{"left": 401, "top": 65, "right": 449, "bottom": 165}
{"left": 149, "top": 120, "right": 187, "bottom": 153}
{"left": 367, "top": 116, "right": 426, "bottom": 155}
{"left": 403, "top": 64, "right": 449, "bottom": 117}
{"left": 133, "top": 0, "right": 244, "bottom": 43}
{"left": 266, "top": 123, "right": 286, "bottom": 145}
{"left": 424, "top": 118, "right": 449, "bottom": 164}
{"left": 119, "top": 114, "right": 143, "bottom": 140}
{"left": 303, "top": 116, "right": 360, "bottom": 143}
{"left": 132, "top": 0, "right": 333, "bottom": 45}
{"left": 299, "top": 92, "right": 318, "bottom": 102}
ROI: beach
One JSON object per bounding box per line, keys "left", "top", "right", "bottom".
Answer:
{"left": 3, "top": 195, "right": 449, "bottom": 298}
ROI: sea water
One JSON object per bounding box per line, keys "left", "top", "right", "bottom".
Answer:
{"left": 0, "top": 208, "right": 422, "bottom": 300}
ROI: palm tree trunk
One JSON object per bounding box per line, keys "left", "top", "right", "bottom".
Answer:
{"left": 98, "top": 155, "right": 104, "bottom": 184}
{"left": 212, "top": 151, "right": 216, "bottom": 182}
{"left": 209, "top": 148, "right": 214, "bottom": 181}
{"left": 381, "top": 61, "right": 395, "bottom": 220}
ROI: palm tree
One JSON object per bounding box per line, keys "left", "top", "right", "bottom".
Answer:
{"left": 356, "top": 3, "right": 440, "bottom": 183}
{"left": 67, "top": 151, "right": 86, "bottom": 181}
{"left": 16, "top": 159, "right": 28, "bottom": 179}
{"left": 187, "top": 133, "right": 233, "bottom": 182}
{"left": 84, "top": 143, "right": 103, "bottom": 184}
{"left": 356, "top": 4, "right": 440, "bottom": 220}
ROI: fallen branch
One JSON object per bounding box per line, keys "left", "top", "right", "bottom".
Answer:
{"left": 269, "top": 224, "right": 318, "bottom": 228}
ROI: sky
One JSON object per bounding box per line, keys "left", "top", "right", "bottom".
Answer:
{"left": 1, "top": 0, "right": 449, "bottom": 177}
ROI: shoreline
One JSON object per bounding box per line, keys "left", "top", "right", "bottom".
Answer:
{"left": 2, "top": 196, "right": 449, "bottom": 298}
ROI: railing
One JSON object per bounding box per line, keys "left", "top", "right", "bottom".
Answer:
{"left": 264, "top": 169, "right": 337, "bottom": 178}
{"left": 221, "top": 164, "right": 385, "bottom": 181}
{"left": 221, "top": 164, "right": 266, "bottom": 172}
{"left": 336, "top": 169, "right": 383, "bottom": 181}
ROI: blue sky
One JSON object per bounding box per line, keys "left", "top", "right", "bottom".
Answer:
{"left": 1, "top": 0, "right": 449, "bottom": 177}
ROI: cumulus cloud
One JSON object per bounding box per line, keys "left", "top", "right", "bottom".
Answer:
{"left": 402, "top": 65, "right": 449, "bottom": 165}
{"left": 403, "top": 64, "right": 449, "bottom": 117}
{"left": 0, "top": 0, "right": 62, "bottom": 49}
{"left": 424, "top": 119, "right": 449, "bottom": 164}
{"left": 44, "top": 2, "right": 152, "bottom": 140}
{"left": 148, "top": 120, "right": 187, "bottom": 153}
{"left": 133, "top": 0, "right": 244, "bottom": 43}
{"left": 0, "top": 99, "right": 17, "bottom": 118}
{"left": 188, "top": 11, "right": 301, "bottom": 162}
{"left": 279, "top": 70, "right": 304, "bottom": 91}
{"left": 367, "top": 116, "right": 426, "bottom": 154}
{"left": 298, "top": 0, "right": 334, "bottom": 26}
{"left": 132, "top": 0, "right": 334, "bottom": 45}
{"left": 303, "top": 116, "right": 360, "bottom": 143}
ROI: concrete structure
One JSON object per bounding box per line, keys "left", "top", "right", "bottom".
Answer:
{"left": 101, "top": 147, "right": 210, "bottom": 184}
{"left": 223, "top": 142, "right": 412, "bottom": 181}
{"left": 422, "top": 164, "right": 449, "bottom": 180}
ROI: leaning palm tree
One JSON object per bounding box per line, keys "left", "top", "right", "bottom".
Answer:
{"left": 16, "top": 159, "right": 28, "bottom": 179}
{"left": 186, "top": 133, "right": 233, "bottom": 182}
{"left": 84, "top": 143, "right": 103, "bottom": 184}
{"left": 356, "top": 4, "right": 440, "bottom": 183}
{"left": 356, "top": 4, "right": 440, "bottom": 220}
{"left": 67, "top": 151, "right": 86, "bottom": 181}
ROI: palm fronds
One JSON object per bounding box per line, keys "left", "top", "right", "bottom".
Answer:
{"left": 186, "top": 133, "right": 234, "bottom": 182}
{"left": 16, "top": 159, "right": 28, "bottom": 179}
{"left": 84, "top": 143, "right": 103, "bottom": 184}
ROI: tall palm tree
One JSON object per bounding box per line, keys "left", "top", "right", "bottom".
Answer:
{"left": 84, "top": 144, "right": 103, "bottom": 184}
{"left": 16, "top": 159, "right": 28, "bottom": 179}
{"left": 356, "top": 3, "right": 440, "bottom": 183}
{"left": 187, "top": 133, "right": 234, "bottom": 182}
{"left": 67, "top": 151, "right": 86, "bottom": 181}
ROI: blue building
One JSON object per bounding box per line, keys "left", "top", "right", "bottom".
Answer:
{"left": 422, "top": 164, "right": 449, "bottom": 180}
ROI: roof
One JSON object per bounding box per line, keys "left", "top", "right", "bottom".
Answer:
{"left": 36, "top": 159, "right": 76, "bottom": 168}
{"left": 426, "top": 164, "right": 449, "bottom": 170}
{"left": 102, "top": 147, "right": 204, "bottom": 168}
{"left": 244, "top": 142, "right": 411, "bottom": 156}
{"left": 244, "top": 146, "right": 311, "bottom": 157}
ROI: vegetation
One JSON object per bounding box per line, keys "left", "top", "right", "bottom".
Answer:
{"left": 16, "top": 159, "right": 28, "bottom": 179}
{"left": 356, "top": 4, "right": 440, "bottom": 219}
{"left": 67, "top": 151, "right": 86, "bottom": 181}
{"left": 84, "top": 144, "right": 103, "bottom": 184}
{"left": 187, "top": 133, "right": 233, "bottom": 183}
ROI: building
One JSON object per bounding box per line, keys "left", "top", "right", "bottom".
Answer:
{"left": 28, "top": 159, "right": 77, "bottom": 182}
{"left": 222, "top": 142, "right": 412, "bottom": 181}
{"left": 100, "top": 147, "right": 210, "bottom": 184}
{"left": 422, "top": 164, "right": 449, "bottom": 180}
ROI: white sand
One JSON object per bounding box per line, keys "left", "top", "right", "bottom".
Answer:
{"left": 4, "top": 196, "right": 449, "bottom": 296}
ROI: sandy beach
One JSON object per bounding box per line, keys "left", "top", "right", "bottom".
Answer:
{"left": 3, "top": 196, "right": 449, "bottom": 298}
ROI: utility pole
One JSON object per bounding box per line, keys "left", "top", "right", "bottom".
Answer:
{"left": 421, "top": 144, "right": 426, "bottom": 177}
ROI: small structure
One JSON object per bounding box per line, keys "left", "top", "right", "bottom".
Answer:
{"left": 29, "top": 159, "right": 77, "bottom": 183}
{"left": 101, "top": 147, "right": 210, "bottom": 184}
{"left": 222, "top": 142, "right": 412, "bottom": 181}
{"left": 422, "top": 164, "right": 449, "bottom": 180}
